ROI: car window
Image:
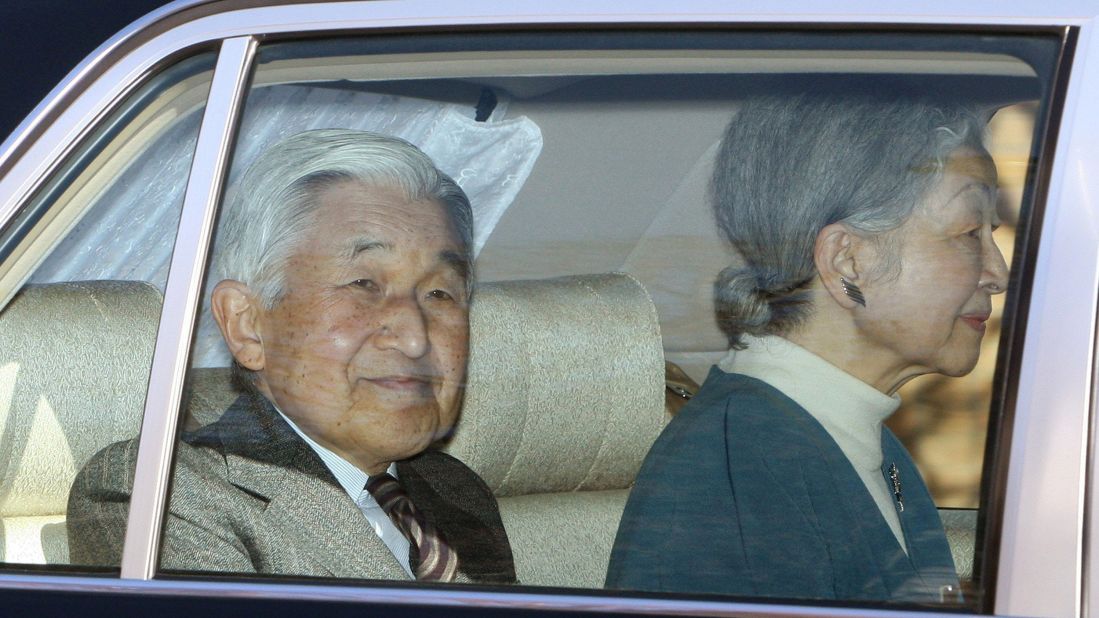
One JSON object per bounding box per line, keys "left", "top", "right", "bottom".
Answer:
{"left": 0, "top": 52, "right": 216, "bottom": 571}
{"left": 136, "top": 30, "right": 1062, "bottom": 611}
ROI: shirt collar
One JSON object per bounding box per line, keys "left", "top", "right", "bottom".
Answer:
{"left": 272, "top": 404, "right": 397, "bottom": 500}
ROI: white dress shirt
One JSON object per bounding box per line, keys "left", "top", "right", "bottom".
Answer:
{"left": 274, "top": 407, "right": 414, "bottom": 577}
{"left": 719, "top": 334, "right": 908, "bottom": 552}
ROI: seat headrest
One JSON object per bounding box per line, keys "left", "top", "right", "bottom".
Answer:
{"left": 0, "top": 280, "right": 161, "bottom": 516}
{"left": 444, "top": 273, "right": 666, "bottom": 497}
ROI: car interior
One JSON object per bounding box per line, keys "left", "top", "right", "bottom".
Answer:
{"left": 0, "top": 29, "right": 1059, "bottom": 603}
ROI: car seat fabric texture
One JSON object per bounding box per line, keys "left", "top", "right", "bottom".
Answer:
{"left": 0, "top": 280, "right": 159, "bottom": 564}
{"left": 443, "top": 273, "right": 667, "bottom": 588}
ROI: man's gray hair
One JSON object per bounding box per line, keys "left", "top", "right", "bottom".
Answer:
{"left": 711, "top": 94, "right": 988, "bottom": 348}
{"left": 213, "top": 128, "right": 474, "bottom": 308}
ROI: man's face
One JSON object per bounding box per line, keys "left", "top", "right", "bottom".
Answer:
{"left": 253, "top": 180, "right": 470, "bottom": 474}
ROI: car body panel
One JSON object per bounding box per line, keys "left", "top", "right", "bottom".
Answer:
{"left": 0, "top": 2, "right": 1096, "bottom": 617}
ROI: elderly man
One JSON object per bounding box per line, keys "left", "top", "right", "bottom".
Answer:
{"left": 68, "top": 129, "right": 516, "bottom": 583}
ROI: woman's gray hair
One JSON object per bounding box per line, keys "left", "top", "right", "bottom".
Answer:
{"left": 213, "top": 128, "right": 474, "bottom": 308}
{"left": 711, "top": 94, "right": 988, "bottom": 348}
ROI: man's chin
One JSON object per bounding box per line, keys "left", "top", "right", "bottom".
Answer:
{"left": 374, "top": 418, "right": 457, "bottom": 461}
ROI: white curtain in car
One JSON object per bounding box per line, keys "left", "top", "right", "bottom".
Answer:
{"left": 33, "top": 84, "right": 544, "bottom": 367}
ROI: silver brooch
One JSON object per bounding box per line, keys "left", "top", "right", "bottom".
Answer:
{"left": 889, "top": 462, "right": 904, "bottom": 513}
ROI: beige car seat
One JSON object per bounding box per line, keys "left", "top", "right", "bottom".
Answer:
{"left": 443, "top": 273, "right": 667, "bottom": 587}
{"left": 0, "top": 281, "right": 160, "bottom": 564}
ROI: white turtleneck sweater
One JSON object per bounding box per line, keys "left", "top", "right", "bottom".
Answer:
{"left": 718, "top": 334, "right": 907, "bottom": 552}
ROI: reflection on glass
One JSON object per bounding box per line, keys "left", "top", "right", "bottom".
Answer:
{"left": 74, "top": 30, "right": 1059, "bottom": 611}
{"left": 0, "top": 53, "right": 215, "bottom": 570}
{"left": 607, "top": 93, "right": 1007, "bottom": 604}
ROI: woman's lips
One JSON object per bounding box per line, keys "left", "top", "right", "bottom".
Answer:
{"left": 960, "top": 314, "right": 990, "bottom": 332}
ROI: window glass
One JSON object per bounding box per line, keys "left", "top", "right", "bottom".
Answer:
{"left": 158, "top": 30, "right": 1061, "bottom": 611}
{"left": 0, "top": 52, "right": 216, "bottom": 571}
{"left": 889, "top": 101, "right": 1035, "bottom": 508}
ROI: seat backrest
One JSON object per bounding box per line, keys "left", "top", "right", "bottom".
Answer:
{"left": 444, "top": 273, "right": 666, "bottom": 587}
{"left": 0, "top": 280, "right": 161, "bottom": 564}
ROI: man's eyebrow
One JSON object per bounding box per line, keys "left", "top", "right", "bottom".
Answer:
{"left": 343, "top": 239, "right": 392, "bottom": 260}
{"left": 439, "top": 249, "right": 471, "bottom": 282}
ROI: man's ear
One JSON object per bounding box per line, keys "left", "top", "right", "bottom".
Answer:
{"left": 210, "top": 280, "right": 266, "bottom": 371}
{"left": 814, "top": 223, "right": 864, "bottom": 310}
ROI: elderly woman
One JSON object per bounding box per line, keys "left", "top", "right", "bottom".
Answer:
{"left": 605, "top": 94, "right": 1008, "bottom": 604}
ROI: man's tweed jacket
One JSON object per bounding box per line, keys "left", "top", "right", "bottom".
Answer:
{"left": 67, "top": 391, "right": 516, "bottom": 583}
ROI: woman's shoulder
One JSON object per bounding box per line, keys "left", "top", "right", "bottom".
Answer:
{"left": 663, "top": 367, "right": 835, "bottom": 455}
{"left": 677, "top": 368, "right": 823, "bottom": 438}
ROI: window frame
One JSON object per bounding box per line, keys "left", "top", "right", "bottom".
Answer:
{"left": 0, "top": 2, "right": 1092, "bottom": 617}
{"left": 120, "top": 33, "right": 256, "bottom": 580}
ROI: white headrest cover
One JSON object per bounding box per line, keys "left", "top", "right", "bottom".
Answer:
{"left": 444, "top": 273, "right": 665, "bottom": 497}
{"left": 0, "top": 281, "right": 161, "bottom": 516}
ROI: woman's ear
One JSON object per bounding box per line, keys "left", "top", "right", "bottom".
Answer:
{"left": 210, "top": 280, "right": 266, "bottom": 371}
{"left": 814, "top": 223, "right": 865, "bottom": 309}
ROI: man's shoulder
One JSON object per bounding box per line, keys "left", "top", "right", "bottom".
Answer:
{"left": 182, "top": 392, "right": 262, "bottom": 449}
{"left": 399, "top": 449, "right": 496, "bottom": 507}
{"left": 66, "top": 430, "right": 234, "bottom": 566}
{"left": 71, "top": 436, "right": 141, "bottom": 499}
{"left": 400, "top": 449, "right": 516, "bottom": 583}
{"left": 72, "top": 393, "right": 265, "bottom": 503}
{"left": 73, "top": 396, "right": 258, "bottom": 487}
{"left": 73, "top": 428, "right": 230, "bottom": 498}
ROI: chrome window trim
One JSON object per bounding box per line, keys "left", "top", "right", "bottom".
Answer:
{"left": 996, "top": 17, "right": 1099, "bottom": 618}
{"left": 120, "top": 35, "right": 257, "bottom": 580}
{"left": 979, "top": 25, "right": 1079, "bottom": 618}
{"left": 0, "top": 573, "right": 980, "bottom": 618}
{"left": 1067, "top": 17, "right": 1099, "bottom": 618}
{"left": 0, "top": 2, "right": 1092, "bottom": 617}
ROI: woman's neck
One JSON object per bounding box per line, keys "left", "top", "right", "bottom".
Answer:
{"left": 785, "top": 313, "right": 927, "bottom": 396}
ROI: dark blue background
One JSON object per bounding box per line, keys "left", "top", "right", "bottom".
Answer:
{"left": 0, "top": 0, "right": 172, "bottom": 142}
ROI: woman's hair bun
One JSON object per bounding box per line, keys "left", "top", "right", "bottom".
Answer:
{"left": 714, "top": 266, "right": 773, "bottom": 348}
{"left": 715, "top": 267, "right": 814, "bottom": 348}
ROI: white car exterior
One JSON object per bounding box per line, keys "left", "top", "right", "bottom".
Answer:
{"left": 0, "top": 2, "right": 1096, "bottom": 617}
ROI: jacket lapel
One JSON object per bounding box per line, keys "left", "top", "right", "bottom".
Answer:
{"left": 881, "top": 431, "right": 960, "bottom": 598}
{"left": 726, "top": 374, "right": 908, "bottom": 599}
{"left": 192, "top": 393, "right": 408, "bottom": 580}
{"left": 244, "top": 456, "right": 405, "bottom": 579}
{"left": 398, "top": 450, "right": 516, "bottom": 584}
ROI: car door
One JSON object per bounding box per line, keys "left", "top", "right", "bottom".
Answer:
{"left": 0, "top": 2, "right": 1093, "bottom": 617}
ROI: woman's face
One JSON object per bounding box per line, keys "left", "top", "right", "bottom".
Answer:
{"left": 854, "top": 147, "right": 1009, "bottom": 386}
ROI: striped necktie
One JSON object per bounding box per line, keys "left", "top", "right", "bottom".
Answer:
{"left": 365, "top": 472, "right": 460, "bottom": 582}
